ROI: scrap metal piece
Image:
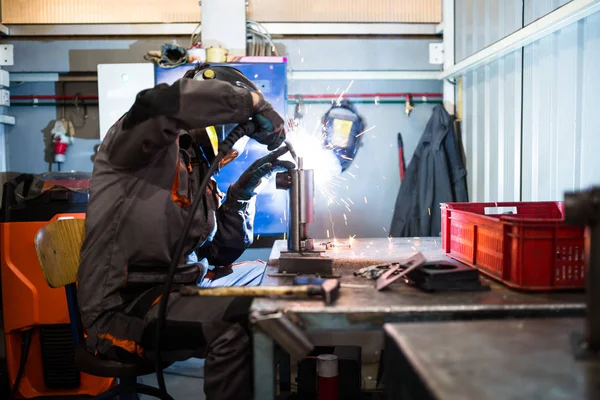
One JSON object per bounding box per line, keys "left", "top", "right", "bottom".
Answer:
{"left": 354, "top": 263, "right": 396, "bottom": 280}
{"left": 376, "top": 253, "right": 426, "bottom": 291}
{"left": 250, "top": 311, "right": 314, "bottom": 359}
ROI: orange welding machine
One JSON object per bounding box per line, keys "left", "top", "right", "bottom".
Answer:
{"left": 0, "top": 173, "right": 114, "bottom": 398}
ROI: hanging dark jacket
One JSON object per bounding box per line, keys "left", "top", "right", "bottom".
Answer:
{"left": 390, "top": 105, "right": 468, "bottom": 237}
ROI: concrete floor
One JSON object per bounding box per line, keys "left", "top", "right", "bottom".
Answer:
{"left": 138, "top": 359, "right": 206, "bottom": 400}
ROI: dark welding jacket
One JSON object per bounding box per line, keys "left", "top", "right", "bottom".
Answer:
{"left": 77, "top": 78, "right": 256, "bottom": 358}
{"left": 390, "top": 105, "right": 468, "bottom": 237}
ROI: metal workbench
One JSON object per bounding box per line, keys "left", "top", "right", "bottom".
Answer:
{"left": 383, "top": 318, "right": 600, "bottom": 400}
{"left": 251, "top": 238, "right": 586, "bottom": 399}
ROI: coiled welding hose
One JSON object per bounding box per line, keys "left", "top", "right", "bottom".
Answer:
{"left": 154, "top": 121, "right": 256, "bottom": 394}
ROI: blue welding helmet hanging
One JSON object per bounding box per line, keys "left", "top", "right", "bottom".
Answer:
{"left": 321, "top": 99, "right": 365, "bottom": 172}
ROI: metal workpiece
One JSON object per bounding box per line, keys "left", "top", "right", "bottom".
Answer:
{"left": 250, "top": 311, "right": 313, "bottom": 359}
{"left": 289, "top": 170, "right": 301, "bottom": 252}
{"left": 565, "top": 187, "right": 600, "bottom": 355}
{"left": 276, "top": 156, "right": 332, "bottom": 274}
{"left": 298, "top": 169, "right": 314, "bottom": 224}
{"left": 383, "top": 318, "right": 600, "bottom": 400}
{"left": 278, "top": 251, "right": 333, "bottom": 275}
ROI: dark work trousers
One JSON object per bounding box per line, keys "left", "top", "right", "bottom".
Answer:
{"left": 141, "top": 261, "right": 266, "bottom": 400}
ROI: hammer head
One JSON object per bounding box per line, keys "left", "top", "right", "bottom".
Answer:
{"left": 293, "top": 276, "right": 340, "bottom": 304}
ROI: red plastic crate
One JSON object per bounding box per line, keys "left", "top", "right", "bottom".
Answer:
{"left": 441, "top": 202, "right": 586, "bottom": 291}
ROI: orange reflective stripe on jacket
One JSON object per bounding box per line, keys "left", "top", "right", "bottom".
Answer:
{"left": 98, "top": 333, "right": 144, "bottom": 357}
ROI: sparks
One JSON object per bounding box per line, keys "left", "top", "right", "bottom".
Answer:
{"left": 382, "top": 175, "right": 387, "bottom": 181}
{"left": 327, "top": 230, "right": 330, "bottom": 238}
{"left": 347, "top": 172, "right": 356, "bottom": 178}
{"left": 328, "top": 208, "right": 336, "bottom": 239}
{"left": 428, "top": 208, "right": 431, "bottom": 216}
{"left": 348, "top": 198, "right": 354, "bottom": 205}
{"left": 257, "top": 234, "right": 261, "bottom": 241}
{"left": 356, "top": 125, "right": 376, "bottom": 138}
{"left": 340, "top": 155, "right": 353, "bottom": 161}
{"left": 364, "top": 197, "right": 368, "bottom": 204}
{"left": 336, "top": 80, "right": 355, "bottom": 105}
{"left": 280, "top": 218, "right": 283, "bottom": 224}
{"left": 283, "top": 232, "right": 287, "bottom": 240}
{"left": 383, "top": 227, "right": 387, "bottom": 232}
{"left": 345, "top": 205, "right": 352, "bottom": 212}
{"left": 341, "top": 199, "right": 350, "bottom": 208}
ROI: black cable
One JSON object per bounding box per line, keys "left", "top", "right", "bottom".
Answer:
{"left": 154, "top": 123, "right": 252, "bottom": 394}
{"left": 10, "top": 329, "right": 32, "bottom": 399}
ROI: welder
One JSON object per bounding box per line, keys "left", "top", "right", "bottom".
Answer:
{"left": 77, "top": 64, "right": 293, "bottom": 400}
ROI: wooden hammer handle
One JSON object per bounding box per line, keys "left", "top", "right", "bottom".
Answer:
{"left": 180, "top": 285, "right": 320, "bottom": 298}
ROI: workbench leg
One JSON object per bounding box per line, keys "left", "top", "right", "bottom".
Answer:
{"left": 279, "top": 348, "right": 291, "bottom": 393}
{"left": 254, "top": 331, "right": 275, "bottom": 400}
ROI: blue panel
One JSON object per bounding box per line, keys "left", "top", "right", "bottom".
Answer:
{"left": 156, "top": 62, "right": 289, "bottom": 236}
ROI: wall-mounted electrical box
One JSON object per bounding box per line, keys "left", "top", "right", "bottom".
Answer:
{"left": 429, "top": 43, "right": 444, "bottom": 65}
{"left": 0, "top": 69, "right": 10, "bottom": 87}
{"left": 0, "top": 45, "right": 14, "bottom": 66}
{"left": 0, "top": 89, "right": 10, "bottom": 106}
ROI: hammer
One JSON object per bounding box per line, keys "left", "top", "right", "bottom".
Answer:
{"left": 180, "top": 277, "right": 341, "bottom": 305}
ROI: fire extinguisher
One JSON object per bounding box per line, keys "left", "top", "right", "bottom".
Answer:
{"left": 50, "top": 119, "right": 75, "bottom": 170}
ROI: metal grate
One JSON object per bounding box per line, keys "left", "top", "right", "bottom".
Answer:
{"left": 39, "top": 325, "right": 80, "bottom": 389}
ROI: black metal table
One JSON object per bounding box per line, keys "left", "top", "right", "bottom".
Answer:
{"left": 383, "top": 318, "right": 600, "bottom": 399}
{"left": 251, "top": 238, "right": 586, "bottom": 399}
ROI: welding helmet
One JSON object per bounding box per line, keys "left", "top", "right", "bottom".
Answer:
{"left": 322, "top": 99, "right": 366, "bottom": 172}
{"left": 183, "top": 64, "right": 259, "bottom": 167}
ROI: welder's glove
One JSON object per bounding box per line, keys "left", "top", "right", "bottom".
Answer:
{"left": 251, "top": 96, "right": 286, "bottom": 151}
{"left": 230, "top": 146, "right": 295, "bottom": 200}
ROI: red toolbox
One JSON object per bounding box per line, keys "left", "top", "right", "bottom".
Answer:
{"left": 441, "top": 202, "right": 586, "bottom": 291}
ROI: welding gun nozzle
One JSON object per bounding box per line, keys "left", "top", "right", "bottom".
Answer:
{"left": 285, "top": 140, "right": 298, "bottom": 164}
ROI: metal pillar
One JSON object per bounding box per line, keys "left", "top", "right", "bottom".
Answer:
{"left": 565, "top": 188, "right": 600, "bottom": 353}
{"left": 442, "top": 0, "right": 456, "bottom": 115}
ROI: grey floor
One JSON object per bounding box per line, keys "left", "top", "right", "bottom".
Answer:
{"left": 138, "top": 358, "right": 206, "bottom": 400}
